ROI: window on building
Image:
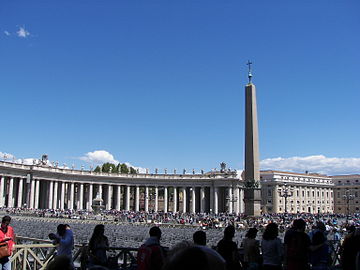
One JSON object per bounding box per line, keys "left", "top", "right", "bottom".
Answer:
{"left": 296, "top": 190, "right": 299, "bottom": 196}
{"left": 317, "top": 191, "right": 320, "bottom": 197}
{"left": 326, "top": 192, "right": 329, "bottom": 198}
{"left": 355, "top": 192, "right": 358, "bottom": 198}
{"left": 268, "top": 189, "right": 272, "bottom": 197}
{"left": 302, "top": 191, "right": 305, "bottom": 196}
{"left": 337, "top": 192, "right": 340, "bottom": 198}
{"left": 312, "top": 191, "right": 315, "bottom": 197}
{"left": 307, "top": 191, "right": 310, "bottom": 197}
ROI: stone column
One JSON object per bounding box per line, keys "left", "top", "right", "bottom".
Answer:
{"left": 106, "top": 185, "right": 112, "bottom": 210}
{"left": 235, "top": 187, "right": 240, "bottom": 214}
{"left": 154, "top": 187, "right": 158, "bottom": 212}
{"left": 99, "top": 184, "right": 103, "bottom": 199}
{"left": 200, "top": 187, "right": 206, "bottom": 213}
{"left": 69, "top": 183, "right": 75, "bottom": 209}
{"left": 214, "top": 187, "right": 219, "bottom": 214}
{"left": 79, "top": 183, "right": 84, "bottom": 210}
{"left": 35, "top": 179, "right": 40, "bottom": 209}
{"left": 273, "top": 185, "right": 279, "bottom": 213}
{"left": 210, "top": 186, "right": 214, "bottom": 214}
{"left": 60, "top": 182, "right": 65, "bottom": 210}
{"left": 0, "top": 177, "right": 4, "bottom": 207}
{"left": 116, "top": 185, "right": 121, "bottom": 210}
{"left": 48, "top": 181, "right": 53, "bottom": 209}
{"left": 164, "top": 187, "right": 168, "bottom": 213}
{"left": 18, "top": 178, "right": 24, "bottom": 208}
{"left": 145, "top": 187, "right": 149, "bottom": 212}
{"left": 53, "top": 182, "right": 58, "bottom": 209}
{"left": 126, "top": 185, "right": 130, "bottom": 211}
{"left": 191, "top": 187, "right": 196, "bottom": 213}
{"left": 173, "top": 187, "right": 178, "bottom": 212}
{"left": 182, "top": 187, "right": 187, "bottom": 213}
{"left": 88, "top": 184, "right": 93, "bottom": 211}
{"left": 228, "top": 187, "right": 233, "bottom": 213}
{"left": 135, "top": 186, "right": 140, "bottom": 212}
{"left": 30, "top": 179, "right": 36, "bottom": 208}
{"left": 8, "top": 178, "right": 14, "bottom": 207}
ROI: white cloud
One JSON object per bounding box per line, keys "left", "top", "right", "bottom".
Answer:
{"left": 4, "top": 31, "right": 10, "bottom": 36}
{"left": 16, "top": 26, "right": 30, "bottom": 38}
{"left": 79, "top": 150, "right": 119, "bottom": 165}
{"left": 260, "top": 155, "right": 360, "bottom": 175}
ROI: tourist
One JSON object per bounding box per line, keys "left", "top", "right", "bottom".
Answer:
{"left": 49, "top": 224, "right": 74, "bottom": 263}
{"left": 163, "top": 246, "right": 209, "bottom": 270}
{"left": 137, "top": 226, "right": 165, "bottom": 270}
{"left": 309, "top": 231, "right": 330, "bottom": 270}
{"left": 284, "top": 219, "right": 311, "bottom": 270}
{"left": 0, "top": 216, "right": 15, "bottom": 270}
{"left": 88, "top": 224, "right": 109, "bottom": 267}
{"left": 216, "top": 225, "right": 242, "bottom": 270}
{"left": 242, "top": 228, "right": 260, "bottom": 270}
{"left": 261, "top": 223, "right": 282, "bottom": 270}
{"left": 193, "top": 231, "right": 226, "bottom": 270}
{"left": 341, "top": 226, "right": 360, "bottom": 270}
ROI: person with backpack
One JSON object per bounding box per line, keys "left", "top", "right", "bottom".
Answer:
{"left": 137, "top": 226, "right": 165, "bottom": 270}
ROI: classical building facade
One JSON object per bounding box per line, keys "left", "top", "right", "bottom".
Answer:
{"left": 260, "top": 170, "right": 334, "bottom": 214}
{"left": 332, "top": 174, "right": 360, "bottom": 214}
{"left": 0, "top": 161, "right": 244, "bottom": 214}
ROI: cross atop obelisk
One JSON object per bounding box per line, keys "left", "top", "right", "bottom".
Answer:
{"left": 246, "top": 60, "right": 253, "bottom": 84}
{"left": 243, "top": 60, "right": 261, "bottom": 216}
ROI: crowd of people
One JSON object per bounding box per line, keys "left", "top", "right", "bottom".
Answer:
{"left": 1, "top": 208, "right": 360, "bottom": 270}
{"left": 42, "top": 220, "right": 360, "bottom": 270}
{"left": 3, "top": 206, "right": 360, "bottom": 232}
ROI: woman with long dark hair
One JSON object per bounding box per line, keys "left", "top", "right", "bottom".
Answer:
{"left": 88, "top": 224, "right": 109, "bottom": 267}
{"left": 261, "top": 223, "right": 283, "bottom": 270}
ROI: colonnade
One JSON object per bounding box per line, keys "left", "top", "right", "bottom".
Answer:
{"left": 0, "top": 175, "right": 244, "bottom": 214}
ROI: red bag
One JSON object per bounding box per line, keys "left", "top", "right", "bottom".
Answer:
{"left": 0, "top": 242, "right": 11, "bottom": 259}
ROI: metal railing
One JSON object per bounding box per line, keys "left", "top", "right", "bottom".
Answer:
{"left": 11, "top": 236, "right": 138, "bottom": 270}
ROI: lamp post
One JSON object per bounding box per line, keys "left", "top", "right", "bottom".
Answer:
{"left": 278, "top": 184, "right": 293, "bottom": 213}
{"left": 343, "top": 189, "right": 355, "bottom": 223}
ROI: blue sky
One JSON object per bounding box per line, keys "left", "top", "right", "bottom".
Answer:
{"left": 1, "top": 1, "right": 359, "bottom": 175}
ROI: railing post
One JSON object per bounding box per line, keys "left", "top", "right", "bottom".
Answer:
{"left": 23, "top": 248, "right": 27, "bottom": 270}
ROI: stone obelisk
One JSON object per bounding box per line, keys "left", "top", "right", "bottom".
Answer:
{"left": 243, "top": 61, "right": 262, "bottom": 216}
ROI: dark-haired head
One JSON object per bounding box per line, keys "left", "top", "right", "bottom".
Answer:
{"left": 293, "top": 219, "right": 306, "bottom": 232}
{"left": 263, "top": 223, "right": 278, "bottom": 240}
{"left": 57, "top": 224, "right": 67, "bottom": 237}
{"left": 312, "top": 231, "right": 326, "bottom": 245}
{"left": 149, "top": 226, "right": 162, "bottom": 239}
{"left": 224, "top": 225, "right": 235, "bottom": 239}
{"left": 245, "top": 228, "right": 258, "bottom": 239}
{"left": 1, "top": 216, "right": 11, "bottom": 224}
{"left": 193, "top": 231, "right": 206, "bottom": 246}
{"left": 163, "top": 246, "right": 209, "bottom": 270}
{"left": 93, "top": 224, "right": 105, "bottom": 237}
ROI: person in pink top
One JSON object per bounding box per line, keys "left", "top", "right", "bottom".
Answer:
{"left": 0, "top": 216, "right": 15, "bottom": 270}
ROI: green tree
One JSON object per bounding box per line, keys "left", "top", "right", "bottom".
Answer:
{"left": 101, "top": 163, "right": 116, "bottom": 173}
